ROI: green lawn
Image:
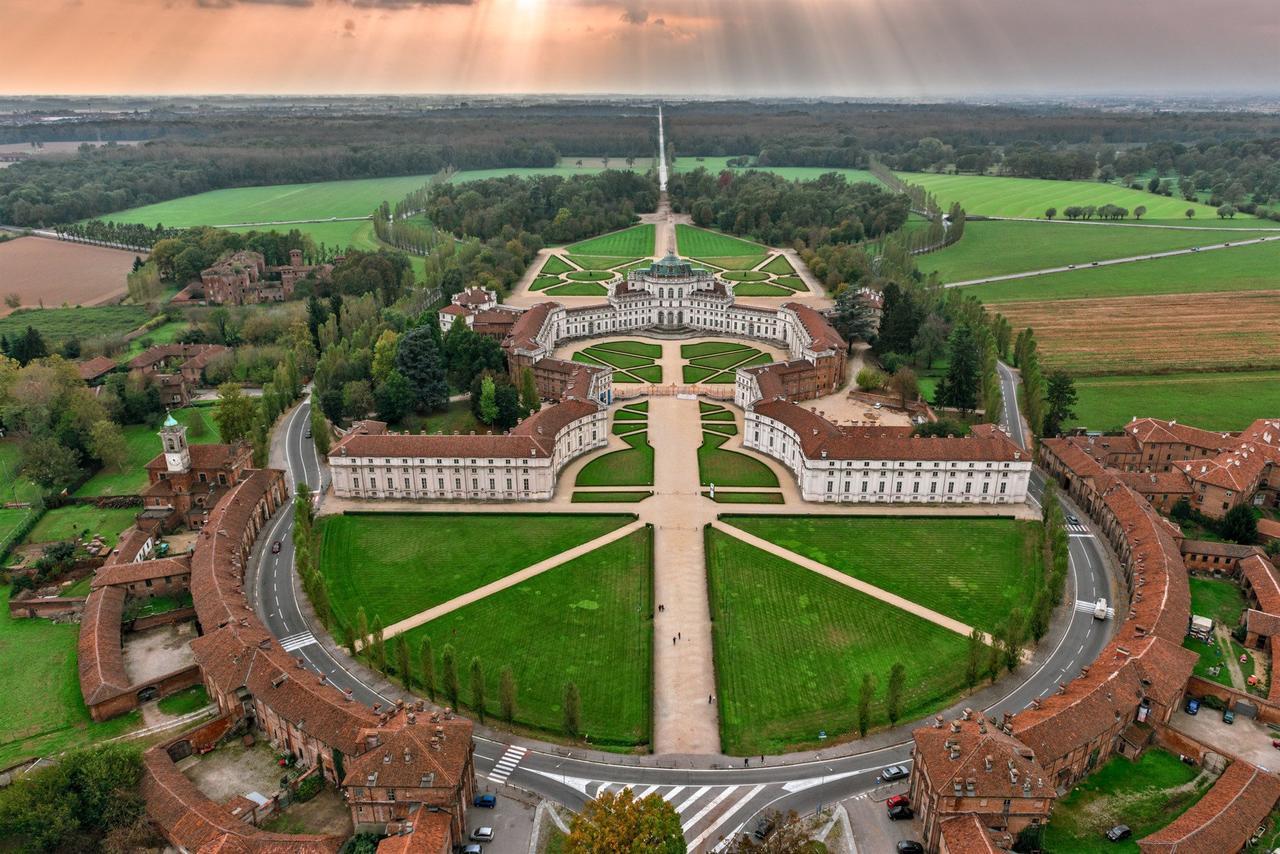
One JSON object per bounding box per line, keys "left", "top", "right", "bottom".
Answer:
{"left": 683, "top": 343, "right": 772, "bottom": 383}
{"left": 898, "top": 172, "right": 1234, "bottom": 220}
{"left": 722, "top": 515, "right": 1041, "bottom": 634}
{"left": 1189, "top": 577, "right": 1248, "bottom": 625}
{"left": 920, "top": 220, "right": 1249, "bottom": 282}
{"left": 1041, "top": 749, "right": 1213, "bottom": 853}
{"left": 722, "top": 270, "right": 768, "bottom": 282}
{"left": 0, "top": 439, "right": 45, "bottom": 506}
{"left": 75, "top": 406, "right": 223, "bottom": 497}
{"left": 572, "top": 492, "right": 652, "bottom": 503}
{"left": 964, "top": 237, "right": 1280, "bottom": 303}
{"left": 225, "top": 218, "right": 381, "bottom": 255}
{"left": 698, "top": 433, "right": 779, "bottom": 489}
{"left": 318, "top": 512, "right": 634, "bottom": 629}
{"left": 104, "top": 174, "right": 440, "bottom": 227}
{"left": 156, "top": 685, "right": 209, "bottom": 716}
{"left": 531, "top": 274, "right": 561, "bottom": 291}
{"left": 697, "top": 255, "right": 769, "bottom": 271}
{"left": 0, "top": 587, "right": 142, "bottom": 768}
{"left": 672, "top": 157, "right": 880, "bottom": 187}
{"left": 706, "top": 530, "right": 972, "bottom": 755}
{"left": 730, "top": 283, "right": 793, "bottom": 297}
{"left": 397, "top": 528, "right": 653, "bottom": 747}
{"left": 762, "top": 255, "right": 795, "bottom": 275}
{"left": 575, "top": 433, "right": 654, "bottom": 487}
{"left": 563, "top": 255, "right": 636, "bottom": 271}
{"left": 119, "top": 320, "right": 190, "bottom": 362}
{"left": 540, "top": 255, "right": 573, "bottom": 275}
{"left": 544, "top": 282, "right": 608, "bottom": 296}
{"left": 573, "top": 343, "right": 661, "bottom": 383}
{"left": 564, "top": 270, "right": 613, "bottom": 282}
{"left": 565, "top": 224, "right": 655, "bottom": 258}
{"left": 398, "top": 398, "right": 488, "bottom": 436}
{"left": 676, "top": 224, "right": 771, "bottom": 259}
{"left": 25, "top": 506, "right": 139, "bottom": 549}
{"left": 450, "top": 159, "right": 653, "bottom": 184}
{"left": 684, "top": 341, "right": 749, "bottom": 358}
{"left": 600, "top": 342, "right": 660, "bottom": 359}
{"left": 703, "top": 491, "right": 785, "bottom": 504}
{"left": 1069, "top": 371, "right": 1280, "bottom": 432}
{"left": 0, "top": 306, "right": 149, "bottom": 347}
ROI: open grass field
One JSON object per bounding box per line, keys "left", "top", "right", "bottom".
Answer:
{"left": 565, "top": 224, "right": 655, "bottom": 257}
{"left": 675, "top": 224, "right": 770, "bottom": 260}
{"left": 706, "top": 530, "right": 972, "bottom": 755}
{"left": 672, "top": 157, "right": 880, "bottom": 187}
{"left": 1069, "top": 371, "right": 1280, "bottom": 432}
{"left": 0, "top": 439, "right": 46, "bottom": 506}
{"left": 397, "top": 527, "right": 653, "bottom": 747}
{"left": 105, "top": 174, "right": 439, "bottom": 227}
{"left": 920, "top": 221, "right": 1252, "bottom": 282}
{"left": 448, "top": 159, "right": 653, "bottom": 185}
{"left": 576, "top": 432, "right": 654, "bottom": 487}
{"left": 722, "top": 515, "right": 1041, "bottom": 634}
{"left": 562, "top": 255, "right": 637, "bottom": 271}
{"left": 996, "top": 290, "right": 1280, "bottom": 375}
{"left": 75, "top": 406, "right": 222, "bottom": 497}
{"left": 318, "top": 512, "right": 633, "bottom": 630}
{"left": 964, "top": 237, "right": 1280, "bottom": 303}
{"left": 540, "top": 255, "right": 573, "bottom": 275}
{"left": 25, "top": 506, "right": 139, "bottom": 549}
{"left": 573, "top": 342, "right": 662, "bottom": 383}
{"left": 761, "top": 255, "right": 795, "bottom": 275}
{"left": 0, "top": 237, "right": 137, "bottom": 314}
{"left": 1189, "top": 577, "right": 1249, "bottom": 626}
{"left": 697, "top": 408, "right": 779, "bottom": 489}
{"left": 571, "top": 491, "right": 652, "bottom": 503}
{"left": 0, "top": 305, "right": 149, "bottom": 347}
{"left": 897, "top": 172, "right": 1231, "bottom": 220}
{"left": 1041, "top": 749, "right": 1212, "bottom": 854}
{"left": 545, "top": 282, "right": 609, "bottom": 296}
{"left": 226, "top": 218, "right": 381, "bottom": 254}
{"left": 120, "top": 320, "right": 190, "bottom": 361}
{"left": 0, "top": 586, "right": 141, "bottom": 768}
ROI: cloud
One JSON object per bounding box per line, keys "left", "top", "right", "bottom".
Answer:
{"left": 618, "top": 5, "right": 647, "bottom": 24}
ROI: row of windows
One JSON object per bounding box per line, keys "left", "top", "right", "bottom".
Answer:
{"left": 823, "top": 480, "right": 1007, "bottom": 496}
{"left": 353, "top": 476, "right": 533, "bottom": 492}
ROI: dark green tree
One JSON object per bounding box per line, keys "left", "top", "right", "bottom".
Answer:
{"left": 965, "top": 628, "right": 984, "bottom": 688}
{"left": 856, "top": 672, "right": 874, "bottom": 737}
{"left": 886, "top": 662, "right": 906, "bottom": 725}
{"left": 830, "top": 287, "right": 878, "bottom": 350}
{"left": 934, "top": 324, "right": 981, "bottom": 412}
{"left": 441, "top": 644, "right": 460, "bottom": 708}
{"left": 395, "top": 325, "right": 449, "bottom": 412}
{"left": 374, "top": 369, "right": 414, "bottom": 423}
{"left": 564, "top": 681, "right": 581, "bottom": 738}
{"left": 395, "top": 636, "right": 413, "bottom": 690}
{"left": 1043, "top": 371, "right": 1078, "bottom": 437}
{"left": 419, "top": 637, "right": 436, "bottom": 701}
{"left": 500, "top": 666, "right": 517, "bottom": 723}
{"left": 876, "top": 282, "right": 922, "bottom": 355}
{"left": 470, "top": 657, "right": 486, "bottom": 722}
{"left": 1221, "top": 505, "right": 1259, "bottom": 545}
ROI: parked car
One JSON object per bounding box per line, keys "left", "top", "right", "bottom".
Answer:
{"left": 888, "top": 804, "right": 915, "bottom": 821}
{"left": 1185, "top": 698, "right": 1200, "bottom": 715}
{"left": 886, "top": 794, "right": 911, "bottom": 809}
{"left": 462, "top": 846, "right": 483, "bottom": 854}
{"left": 897, "top": 843, "right": 925, "bottom": 854}
{"left": 471, "top": 827, "right": 494, "bottom": 842}
{"left": 271, "top": 541, "right": 281, "bottom": 554}
{"left": 1223, "top": 708, "right": 1236, "bottom": 724}
{"left": 473, "top": 794, "right": 496, "bottom": 808}
{"left": 881, "top": 765, "right": 910, "bottom": 781}
{"left": 1105, "top": 824, "right": 1132, "bottom": 842}
{"left": 752, "top": 816, "right": 776, "bottom": 840}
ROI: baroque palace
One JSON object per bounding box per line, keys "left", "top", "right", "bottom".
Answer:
{"left": 328, "top": 254, "right": 1030, "bottom": 505}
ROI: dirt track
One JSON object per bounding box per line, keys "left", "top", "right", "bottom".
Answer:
{"left": 0, "top": 236, "right": 136, "bottom": 314}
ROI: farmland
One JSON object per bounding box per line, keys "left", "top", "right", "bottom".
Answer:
{"left": 0, "top": 237, "right": 138, "bottom": 313}
{"left": 920, "top": 220, "right": 1250, "bottom": 283}
{"left": 897, "top": 172, "right": 1233, "bottom": 220}
{"left": 722, "top": 515, "right": 1041, "bottom": 634}
{"left": 672, "top": 157, "right": 880, "bottom": 186}
{"left": 565, "top": 224, "right": 655, "bottom": 257}
{"left": 706, "top": 529, "right": 971, "bottom": 755}
{"left": 996, "top": 290, "right": 1280, "bottom": 375}
{"left": 0, "top": 304, "right": 149, "bottom": 346}
{"left": 317, "top": 512, "right": 634, "bottom": 630}
{"left": 396, "top": 527, "right": 653, "bottom": 747}
{"left": 963, "top": 237, "right": 1280, "bottom": 303}
{"left": 1069, "top": 371, "right": 1280, "bottom": 432}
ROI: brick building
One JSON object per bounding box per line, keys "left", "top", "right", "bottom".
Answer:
{"left": 198, "top": 249, "right": 331, "bottom": 306}
{"left": 128, "top": 343, "right": 230, "bottom": 407}
{"left": 140, "top": 414, "right": 252, "bottom": 530}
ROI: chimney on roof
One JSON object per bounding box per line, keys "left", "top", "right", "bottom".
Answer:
{"left": 950, "top": 720, "right": 961, "bottom": 733}
{"left": 965, "top": 778, "right": 976, "bottom": 796}
{"left": 934, "top": 716, "right": 944, "bottom": 728}
{"left": 403, "top": 749, "right": 411, "bottom": 764}
{"left": 382, "top": 752, "right": 391, "bottom": 765}
{"left": 984, "top": 754, "right": 993, "bottom": 772}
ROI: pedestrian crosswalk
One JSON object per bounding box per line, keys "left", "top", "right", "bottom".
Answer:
{"left": 487, "top": 745, "right": 527, "bottom": 785}
{"left": 1067, "top": 521, "right": 1090, "bottom": 535}
{"left": 577, "top": 779, "right": 771, "bottom": 850}
{"left": 279, "top": 630, "right": 316, "bottom": 652}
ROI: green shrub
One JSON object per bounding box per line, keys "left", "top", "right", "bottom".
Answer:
{"left": 294, "top": 773, "right": 323, "bottom": 803}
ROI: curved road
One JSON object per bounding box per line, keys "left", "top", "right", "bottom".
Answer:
{"left": 249, "top": 389, "right": 1115, "bottom": 849}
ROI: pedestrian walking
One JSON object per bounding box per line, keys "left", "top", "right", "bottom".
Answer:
{"left": 672, "top": 636, "right": 676, "bottom": 645}
{"left": 678, "top": 631, "right": 682, "bottom": 640}
{"left": 708, "top": 694, "right": 712, "bottom": 704}
{"left": 743, "top": 757, "right": 749, "bottom": 767}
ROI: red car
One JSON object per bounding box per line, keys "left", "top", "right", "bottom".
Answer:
{"left": 886, "top": 795, "right": 910, "bottom": 809}
{"left": 271, "top": 541, "right": 282, "bottom": 554}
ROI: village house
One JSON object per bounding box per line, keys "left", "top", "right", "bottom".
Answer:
{"left": 194, "top": 249, "right": 332, "bottom": 306}
{"left": 140, "top": 414, "right": 252, "bottom": 531}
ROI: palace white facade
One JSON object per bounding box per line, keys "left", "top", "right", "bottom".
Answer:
{"left": 743, "top": 400, "right": 1032, "bottom": 504}
{"left": 327, "top": 400, "right": 607, "bottom": 502}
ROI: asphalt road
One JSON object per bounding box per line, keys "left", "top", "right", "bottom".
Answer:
{"left": 944, "top": 233, "right": 1280, "bottom": 289}
{"left": 246, "top": 387, "right": 1117, "bottom": 851}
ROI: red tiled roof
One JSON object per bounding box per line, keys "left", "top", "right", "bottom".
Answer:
{"left": 782, "top": 302, "right": 845, "bottom": 353}
{"left": 376, "top": 811, "right": 452, "bottom": 854}
{"left": 439, "top": 305, "right": 468, "bottom": 316}
{"left": 1259, "top": 518, "right": 1280, "bottom": 543}
{"left": 1116, "top": 470, "right": 1193, "bottom": 496}
{"left": 1180, "top": 540, "right": 1262, "bottom": 560}
{"left": 78, "top": 586, "right": 130, "bottom": 705}
{"left": 1040, "top": 438, "right": 1107, "bottom": 479}
{"left": 1138, "top": 761, "right": 1280, "bottom": 853}
{"left": 76, "top": 355, "right": 118, "bottom": 381}
{"left": 753, "top": 399, "right": 1024, "bottom": 462}
{"left": 504, "top": 302, "right": 556, "bottom": 352}
{"left": 141, "top": 747, "right": 341, "bottom": 854}
{"left": 1126, "top": 418, "right": 1231, "bottom": 451}
{"left": 1241, "top": 555, "right": 1280, "bottom": 615}
{"left": 939, "top": 814, "right": 1006, "bottom": 853}
{"left": 914, "top": 716, "right": 1054, "bottom": 801}
{"left": 1245, "top": 609, "right": 1280, "bottom": 638}
{"left": 454, "top": 287, "right": 494, "bottom": 308}
{"left": 92, "top": 555, "right": 192, "bottom": 589}
{"left": 145, "top": 443, "right": 244, "bottom": 471}
{"left": 106, "top": 526, "right": 154, "bottom": 565}
{"left": 343, "top": 711, "right": 473, "bottom": 790}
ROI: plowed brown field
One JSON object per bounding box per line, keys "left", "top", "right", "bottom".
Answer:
{"left": 0, "top": 237, "right": 136, "bottom": 315}
{"left": 997, "top": 290, "right": 1280, "bottom": 375}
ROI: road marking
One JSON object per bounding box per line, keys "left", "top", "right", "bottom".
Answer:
{"left": 487, "top": 745, "right": 527, "bottom": 784}
{"left": 279, "top": 630, "right": 317, "bottom": 652}
{"left": 687, "top": 784, "right": 767, "bottom": 849}
{"left": 675, "top": 786, "right": 711, "bottom": 814}
{"left": 661, "top": 785, "right": 686, "bottom": 803}
{"left": 681, "top": 784, "right": 740, "bottom": 833}
{"left": 636, "top": 784, "right": 660, "bottom": 799}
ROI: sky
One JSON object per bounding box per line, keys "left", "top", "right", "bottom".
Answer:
{"left": 2, "top": 0, "right": 1277, "bottom": 96}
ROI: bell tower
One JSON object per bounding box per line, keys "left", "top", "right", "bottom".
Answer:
{"left": 160, "top": 412, "right": 190, "bottom": 474}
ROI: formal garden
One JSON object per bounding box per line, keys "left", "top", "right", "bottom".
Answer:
{"left": 572, "top": 340, "right": 663, "bottom": 383}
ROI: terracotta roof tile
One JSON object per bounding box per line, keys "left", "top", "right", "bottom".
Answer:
{"left": 76, "top": 355, "right": 118, "bottom": 381}
{"left": 914, "top": 717, "right": 1054, "bottom": 801}
{"left": 1138, "top": 761, "right": 1280, "bottom": 853}
{"left": 78, "top": 586, "right": 130, "bottom": 705}
{"left": 376, "top": 811, "right": 452, "bottom": 854}
{"left": 1242, "top": 555, "right": 1280, "bottom": 615}
{"left": 939, "top": 814, "right": 1007, "bottom": 853}
{"left": 92, "top": 555, "right": 192, "bottom": 589}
